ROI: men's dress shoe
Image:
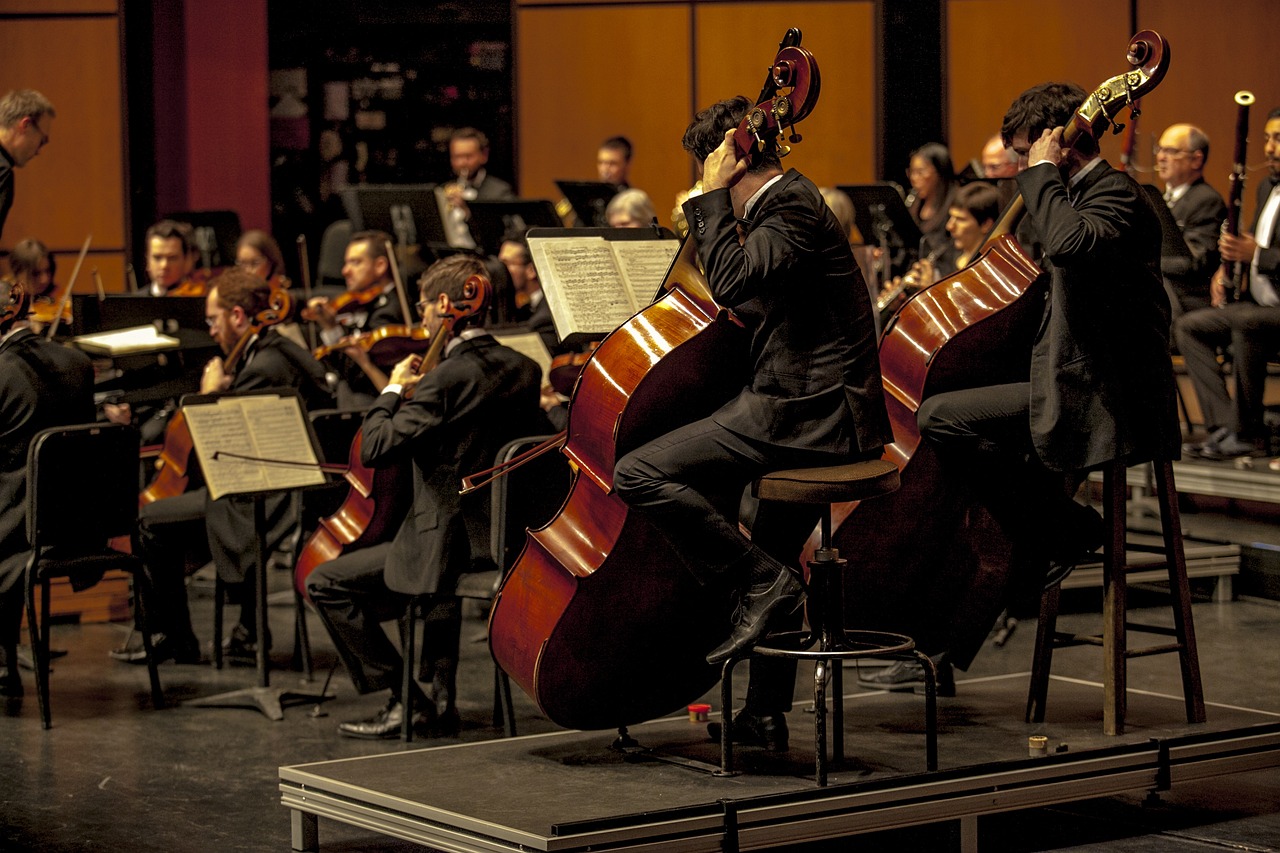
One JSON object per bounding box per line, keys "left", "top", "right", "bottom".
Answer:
{"left": 1042, "top": 501, "right": 1106, "bottom": 590}
{"left": 221, "top": 623, "right": 270, "bottom": 665}
{"left": 706, "top": 711, "right": 789, "bottom": 752}
{"left": 1182, "top": 426, "right": 1229, "bottom": 458}
{"left": 109, "top": 632, "right": 202, "bottom": 665}
{"left": 338, "top": 698, "right": 431, "bottom": 740}
{"left": 857, "top": 657, "right": 956, "bottom": 697}
{"left": 706, "top": 567, "right": 805, "bottom": 664}
{"left": 0, "top": 667, "right": 23, "bottom": 698}
{"left": 1196, "top": 432, "right": 1266, "bottom": 461}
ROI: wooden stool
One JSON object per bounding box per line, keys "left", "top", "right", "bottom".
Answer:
{"left": 1026, "top": 459, "right": 1206, "bottom": 735}
{"left": 718, "top": 459, "right": 939, "bottom": 787}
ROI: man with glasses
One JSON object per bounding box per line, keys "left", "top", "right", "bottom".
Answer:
{"left": 305, "top": 254, "right": 545, "bottom": 739}
{"left": 1154, "top": 124, "right": 1227, "bottom": 318}
{"left": 0, "top": 89, "right": 54, "bottom": 243}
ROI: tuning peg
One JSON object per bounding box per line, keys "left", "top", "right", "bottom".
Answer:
{"left": 1112, "top": 120, "right": 1126, "bottom": 135}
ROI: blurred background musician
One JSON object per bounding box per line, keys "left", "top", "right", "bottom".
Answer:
{"left": 596, "top": 135, "right": 633, "bottom": 189}
{"left": 1153, "top": 123, "right": 1227, "bottom": 319}
{"left": 145, "top": 219, "right": 204, "bottom": 297}
{"left": 111, "top": 270, "right": 332, "bottom": 666}
{"left": 980, "top": 133, "right": 1019, "bottom": 179}
{"left": 604, "top": 188, "right": 657, "bottom": 228}
{"left": 1176, "top": 107, "right": 1280, "bottom": 460}
{"left": 906, "top": 142, "right": 958, "bottom": 261}
{"left": 306, "top": 229, "right": 405, "bottom": 408}
{"left": 440, "top": 127, "right": 514, "bottom": 250}
{"left": 6, "top": 238, "right": 68, "bottom": 335}
{"left": 0, "top": 89, "right": 55, "bottom": 243}
{"left": 0, "top": 278, "right": 93, "bottom": 697}
{"left": 306, "top": 255, "right": 544, "bottom": 739}
{"left": 234, "top": 229, "right": 305, "bottom": 348}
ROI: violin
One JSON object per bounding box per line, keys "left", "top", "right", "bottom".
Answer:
{"left": 139, "top": 288, "right": 294, "bottom": 506}
{"left": 311, "top": 324, "right": 432, "bottom": 368}
{"left": 488, "top": 29, "right": 820, "bottom": 731}
{"left": 300, "top": 283, "right": 385, "bottom": 322}
{"left": 546, "top": 342, "right": 599, "bottom": 397}
{"left": 293, "top": 275, "right": 491, "bottom": 600}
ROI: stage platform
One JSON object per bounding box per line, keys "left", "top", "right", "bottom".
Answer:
{"left": 280, "top": 672, "right": 1280, "bottom": 852}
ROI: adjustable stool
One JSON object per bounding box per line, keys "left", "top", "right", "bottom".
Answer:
{"left": 719, "top": 459, "right": 939, "bottom": 787}
{"left": 1026, "top": 459, "right": 1205, "bottom": 735}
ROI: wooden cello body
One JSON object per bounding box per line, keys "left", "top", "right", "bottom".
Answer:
{"left": 827, "top": 31, "right": 1171, "bottom": 666}
{"left": 489, "top": 31, "right": 819, "bottom": 731}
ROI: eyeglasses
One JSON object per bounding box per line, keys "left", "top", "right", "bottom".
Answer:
{"left": 235, "top": 258, "right": 266, "bottom": 270}
{"left": 1153, "top": 145, "right": 1191, "bottom": 157}
{"left": 25, "top": 116, "right": 49, "bottom": 146}
{"left": 905, "top": 166, "right": 935, "bottom": 178}
{"left": 416, "top": 298, "right": 432, "bottom": 317}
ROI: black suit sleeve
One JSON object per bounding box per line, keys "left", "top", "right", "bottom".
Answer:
{"left": 1163, "top": 184, "right": 1226, "bottom": 279}
{"left": 1019, "top": 163, "right": 1139, "bottom": 264}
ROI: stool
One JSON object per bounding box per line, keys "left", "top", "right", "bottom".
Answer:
{"left": 1026, "top": 459, "right": 1205, "bottom": 735}
{"left": 718, "top": 459, "right": 939, "bottom": 787}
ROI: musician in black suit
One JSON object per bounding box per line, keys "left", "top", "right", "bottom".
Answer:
{"left": 1176, "top": 107, "right": 1280, "bottom": 460}
{"left": 908, "top": 82, "right": 1179, "bottom": 686}
{"left": 112, "top": 270, "right": 333, "bottom": 665}
{"left": 307, "top": 254, "right": 545, "bottom": 739}
{"left": 0, "top": 282, "right": 93, "bottom": 696}
{"left": 1155, "top": 123, "right": 1228, "bottom": 318}
{"left": 441, "top": 128, "right": 516, "bottom": 250}
{"left": 306, "top": 230, "right": 408, "bottom": 408}
{"left": 612, "top": 96, "right": 892, "bottom": 748}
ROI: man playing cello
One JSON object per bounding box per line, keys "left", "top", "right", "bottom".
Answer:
{"left": 613, "top": 96, "right": 891, "bottom": 749}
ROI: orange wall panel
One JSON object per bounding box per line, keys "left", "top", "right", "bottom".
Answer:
{"left": 0, "top": 0, "right": 117, "bottom": 11}
{"left": 694, "top": 3, "right": 876, "bottom": 188}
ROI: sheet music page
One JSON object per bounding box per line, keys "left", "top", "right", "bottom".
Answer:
{"left": 184, "top": 395, "right": 324, "bottom": 500}
{"left": 529, "top": 236, "right": 637, "bottom": 337}
{"left": 72, "top": 325, "right": 181, "bottom": 355}
{"left": 613, "top": 240, "right": 680, "bottom": 310}
{"left": 491, "top": 331, "right": 553, "bottom": 383}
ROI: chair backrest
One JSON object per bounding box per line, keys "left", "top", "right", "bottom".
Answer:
{"left": 316, "top": 219, "right": 354, "bottom": 286}
{"left": 489, "top": 435, "right": 573, "bottom": 575}
{"left": 26, "top": 423, "right": 141, "bottom": 551}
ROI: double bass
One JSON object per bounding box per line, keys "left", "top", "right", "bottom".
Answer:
{"left": 826, "top": 31, "right": 1170, "bottom": 667}
{"left": 488, "top": 30, "right": 820, "bottom": 731}
{"left": 292, "top": 274, "right": 491, "bottom": 600}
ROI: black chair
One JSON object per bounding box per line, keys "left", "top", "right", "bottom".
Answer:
{"left": 316, "top": 219, "right": 353, "bottom": 287}
{"left": 401, "top": 433, "right": 572, "bottom": 741}
{"left": 24, "top": 423, "right": 164, "bottom": 728}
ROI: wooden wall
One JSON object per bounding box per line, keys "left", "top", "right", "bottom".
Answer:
{"left": 515, "top": 1, "right": 877, "bottom": 230}
{"left": 0, "top": 0, "right": 128, "bottom": 288}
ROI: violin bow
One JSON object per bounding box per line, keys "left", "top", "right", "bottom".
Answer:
{"left": 46, "top": 234, "right": 92, "bottom": 340}
{"left": 296, "top": 233, "right": 317, "bottom": 349}
{"left": 384, "top": 239, "right": 414, "bottom": 325}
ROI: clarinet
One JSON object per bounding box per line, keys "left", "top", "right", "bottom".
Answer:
{"left": 1221, "top": 90, "right": 1255, "bottom": 302}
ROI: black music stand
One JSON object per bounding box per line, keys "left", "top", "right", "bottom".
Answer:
{"left": 555, "top": 180, "right": 622, "bottom": 227}
{"left": 167, "top": 210, "right": 242, "bottom": 271}
{"left": 341, "top": 183, "right": 452, "bottom": 256}
{"left": 181, "top": 389, "right": 336, "bottom": 720}
{"left": 838, "top": 183, "right": 922, "bottom": 250}
{"left": 1141, "top": 183, "right": 1193, "bottom": 262}
{"left": 467, "top": 199, "right": 563, "bottom": 256}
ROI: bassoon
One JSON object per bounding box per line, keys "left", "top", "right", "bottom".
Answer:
{"left": 1222, "top": 90, "right": 1256, "bottom": 301}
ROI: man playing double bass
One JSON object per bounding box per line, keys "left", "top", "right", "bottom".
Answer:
{"left": 613, "top": 96, "right": 892, "bottom": 749}
{"left": 905, "top": 82, "right": 1180, "bottom": 686}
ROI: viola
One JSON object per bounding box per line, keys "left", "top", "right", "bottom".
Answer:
{"left": 312, "top": 324, "right": 432, "bottom": 368}
{"left": 293, "top": 275, "right": 491, "bottom": 600}
{"left": 139, "top": 288, "right": 295, "bottom": 506}
{"left": 487, "top": 29, "right": 820, "bottom": 731}
{"left": 821, "top": 32, "right": 1170, "bottom": 667}
{"left": 546, "top": 342, "right": 599, "bottom": 398}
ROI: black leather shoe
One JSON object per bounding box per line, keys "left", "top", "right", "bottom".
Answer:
{"left": 109, "top": 633, "right": 202, "bottom": 665}
{"left": 220, "top": 623, "right": 270, "bottom": 666}
{"left": 857, "top": 657, "right": 956, "bottom": 697}
{"left": 706, "top": 567, "right": 805, "bottom": 664}
{"left": 337, "top": 698, "right": 432, "bottom": 740}
{"left": 0, "top": 667, "right": 23, "bottom": 698}
{"left": 707, "top": 711, "right": 789, "bottom": 751}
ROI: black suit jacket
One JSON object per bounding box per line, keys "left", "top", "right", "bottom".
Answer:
{"left": 1019, "top": 160, "right": 1180, "bottom": 470}
{"left": 204, "top": 329, "right": 334, "bottom": 582}
{"left": 323, "top": 286, "right": 408, "bottom": 404}
{"left": 0, "top": 329, "right": 94, "bottom": 586}
{"left": 1163, "top": 178, "right": 1227, "bottom": 311}
{"left": 360, "top": 334, "right": 543, "bottom": 596}
{"left": 681, "top": 170, "right": 892, "bottom": 456}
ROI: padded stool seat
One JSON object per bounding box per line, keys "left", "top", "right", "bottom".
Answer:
{"left": 719, "top": 458, "right": 938, "bottom": 787}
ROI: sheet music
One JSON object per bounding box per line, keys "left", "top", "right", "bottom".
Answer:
{"left": 491, "top": 331, "right": 553, "bottom": 383}
{"left": 72, "top": 325, "right": 181, "bottom": 355}
{"left": 613, "top": 240, "right": 680, "bottom": 307}
{"left": 184, "top": 394, "right": 324, "bottom": 500}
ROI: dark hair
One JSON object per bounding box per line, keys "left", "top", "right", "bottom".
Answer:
{"left": 418, "top": 254, "right": 489, "bottom": 331}
{"left": 952, "top": 182, "right": 1001, "bottom": 225}
{"left": 1001, "top": 82, "right": 1095, "bottom": 156}
{"left": 146, "top": 219, "right": 194, "bottom": 255}
{"left": 909, "top": 142, "right": 956, "bottom": 187}
{"left": 500, "top": 234, "right": 531, "bottom": 262}
{"left": 9, "top": 237, "right": 54, "bottom": 281}
{"left": 348, "top": 230, "right": 393, "bottom": 264}
{"left": 1269, "top": 107, "right": 1280, "bottom": 122}
{"left": 210, "top": 268, "right": 271, "bottom": 317}
{"left": 600, "top": 136, "right": 633, "bottom": 161}
{"left": 235, "top": 229, "right": 284, "bottom": 278}
{"left": 450, "top": 127, "right": 490, "bottom": 152}
{"left": 682, "top": 96, "right": 781, "bottom": 173}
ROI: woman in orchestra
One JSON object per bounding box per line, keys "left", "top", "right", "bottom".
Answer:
{"left": 605, "top": 188, "right": 657, "bottom": 228}
{"left": 6, "top": 237, "right": 66, "bottom": 333}
{"left": 235, "top": 228, "right": 307, "bottom": 347}
{"left": 906, "top": 142, "right": 958, "bottom": 260}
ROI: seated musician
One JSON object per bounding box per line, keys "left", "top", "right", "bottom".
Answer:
{"left": 305, "top": 255, "right": 545, "bottom": 738}
{"left": 1155, "top": 123, "right": 1227, "bottom": 319}
{"left": 605, "top": 188, "right": 657, "bottom": 228}
{"left": 145, "top": 219, "right": 205, "bottom": 297}
{"left": 597, "top": 135, "right": 633, "bottom": 189}
{"left": 906, "top": 142, "right": 959, "bottom": 261}
{"left": 895, "top": 82, "right": 1179, "bottom": 691}
{"left": 235, "top": 229, "right": 307, "bottom": 349}
{"left": 612, "top": 97, "right": 892, "bottom": 750}
{"left": 6, "top": 237, "right": 66, "bottom": 334}
{"left": 305, "top": 229, "right": 406, "bottom": 408}
{"left": 1175, "top": 107, "right": 1280, "bottom": 460}
{"left": 440, "top": 128, "right": 515, "bottom": 250}
{"left": 0, "top": 278, "right": 94, "bottom": 697}
{"left": 980, "top": 133, "right": 1019, "bottom": 179}
{"left": 111, "top": 269, "right": 333, "bottom": 665}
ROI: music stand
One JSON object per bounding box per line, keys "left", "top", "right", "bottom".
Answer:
{"left": 341, "top": 184, "right": 452, "bottom": 255}
{"left": 1141, "top": 184, "right": 1193, "bottom": 262}
{"left": 167, "top": 210, "right": 242, "bottom": 271}
{"left": 468, "top": 199, "right": 562, "bottom": 256}
{"left": 180, "top": 388, "right": 336, "bottom": 720}
{"left": 555, "top": 180, "right": 622, "bottom": 228}
{"left": 838, "top": 183, "right": 922, "bottom": 250}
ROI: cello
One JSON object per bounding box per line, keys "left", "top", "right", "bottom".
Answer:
{"left": 292, "top": 274, "right": 491, "bottom": 600}
{"left": 825, "top": 32, "right": 1170, "bottom": 667}
{"left": 488, "top": 30, "right": 820, "bottom": 731}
